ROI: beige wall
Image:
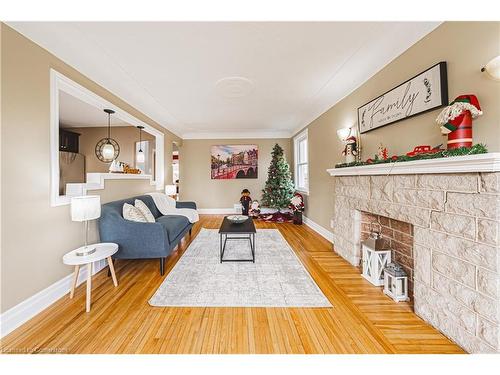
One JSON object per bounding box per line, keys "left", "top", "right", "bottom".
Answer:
{"left": 180, "top": 139, "right": 292, "bottom": 209}
{"left": 0, "top": 24, "right": 180, "bottom": 312}
{"left": 296, "top": 22, "right": 500, "bottom": 230}
{"left": 68, "top": 126, "right": 155, "bottom": 174}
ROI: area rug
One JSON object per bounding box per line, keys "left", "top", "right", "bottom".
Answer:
{"left": 149, "top": 228, "right": 332, "bottom": 307}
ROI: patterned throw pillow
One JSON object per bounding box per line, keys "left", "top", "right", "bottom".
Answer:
{"left": 123, "top": 203, "right": 147, "bottom": 222}
{"left": 135, "top": 199, "right": 155, "bottom": 223}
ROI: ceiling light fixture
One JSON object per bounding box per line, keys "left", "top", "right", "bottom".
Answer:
{"left": 95, "top": 109, "right": 120, "bottom": 163}
{"left": 136, "top": 126, "right": 145, "bottom": 163}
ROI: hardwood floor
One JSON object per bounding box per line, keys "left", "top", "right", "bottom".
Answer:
{"left": 0, "top": 215, "right": 464, "bottom": 354}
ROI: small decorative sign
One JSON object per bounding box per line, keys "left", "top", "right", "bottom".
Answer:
{"left": 358, "top": 62, "right": 448, "bottom": 133}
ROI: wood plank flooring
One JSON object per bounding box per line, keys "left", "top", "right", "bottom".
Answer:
{"left": 0, "top": 215, "right": 464, "bottom": 354}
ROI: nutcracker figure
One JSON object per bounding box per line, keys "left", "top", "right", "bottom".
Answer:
{"left": 436, "top": 94, "right": 483, "bottom": 150}
{"left": 342, "top": 136, "right": 358, "bottom": 164}
{"left": 240, "top": 189, "right": 252, "bottom": 216}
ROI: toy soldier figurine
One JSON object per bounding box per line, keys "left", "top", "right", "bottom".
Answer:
{"left": 240, "top": 189, "right": 252, "bottom": 216}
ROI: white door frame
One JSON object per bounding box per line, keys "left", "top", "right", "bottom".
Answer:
{"left": 50, "top": 69, "right": 165, "bottom": 206}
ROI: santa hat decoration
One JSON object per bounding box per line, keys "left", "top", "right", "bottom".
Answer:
{"left": 345, "top": 136, "right": 357, "bottom": 144}
{"left": 436, "top": 94, "right": 483, "bottom": 134}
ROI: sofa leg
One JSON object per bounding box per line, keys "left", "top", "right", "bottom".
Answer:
{"left": 160, "top": 258, "right": 165, "bottom": 276}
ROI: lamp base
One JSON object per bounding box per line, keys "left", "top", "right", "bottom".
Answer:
{"left": 76, "top": 246, "right": 97, "bottom": 257}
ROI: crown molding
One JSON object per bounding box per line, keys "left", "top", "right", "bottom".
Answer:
{"left": 182, "top": 130, "right": 292, "bottom": 140}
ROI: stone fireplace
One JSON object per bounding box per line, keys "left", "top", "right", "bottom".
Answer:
{"left": 328, "top": 154, "right": 500, "bottom": 353}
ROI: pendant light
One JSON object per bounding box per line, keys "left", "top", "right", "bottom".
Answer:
{"left": 95, "top": 109, "right": 120, "bottom": 162}
{"left": 136, "top": 126, "right": 145, "bottom": 163}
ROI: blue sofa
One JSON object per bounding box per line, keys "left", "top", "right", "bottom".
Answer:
{"left": 98, "top": 195, "right": 197, "bottom": 275}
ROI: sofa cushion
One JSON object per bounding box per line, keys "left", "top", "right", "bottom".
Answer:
{"left": 156, "top": 215, "right": 190, "bottom": 241}
{"left": 135, "top": 199, "right": 155, "bottom": 223}
{"left": 123, "top": 203, "right": 147, "bottom": 222}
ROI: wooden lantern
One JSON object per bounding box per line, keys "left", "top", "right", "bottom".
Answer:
{"left": 361, "top": 225, "right": 391, "bottom": 286}
{"left": 383, "top": 263, "right": 409, "bottom": 302}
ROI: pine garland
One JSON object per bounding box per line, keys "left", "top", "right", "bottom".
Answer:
{"left": 335, "top": 144, "right": 488, "bottom": 169}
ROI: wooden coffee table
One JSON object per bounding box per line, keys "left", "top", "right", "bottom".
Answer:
{"left": 218, "top": 216, "right": 256, "bottom": 263}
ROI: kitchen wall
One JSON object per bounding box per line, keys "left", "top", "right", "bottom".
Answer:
{"left": 0, "top": 23, "right": 181, "bottom": 313}
{"left": 180, "top": 139, "right": 292, "bottom": 209}
{"left": 68, "top": 126, "right": 156, "bottom": 174}
{"left": 295, "top": 22, "right": 500, "bottom": 231}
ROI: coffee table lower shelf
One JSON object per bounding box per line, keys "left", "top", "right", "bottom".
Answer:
{"left": 219, "top": 233, "right": 255, "bottom": 263}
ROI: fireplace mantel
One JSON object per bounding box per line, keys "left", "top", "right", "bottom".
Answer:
{"left": 327, "top": 153, "right": 500, "bottom": 176}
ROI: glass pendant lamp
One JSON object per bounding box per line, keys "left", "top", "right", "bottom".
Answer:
{"left": 95, "top": 108, "right": 120, "bottom": 162}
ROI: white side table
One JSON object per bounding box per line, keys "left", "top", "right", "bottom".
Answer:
{"left": 63, "top": 243, "right": 119, "bottom": 312}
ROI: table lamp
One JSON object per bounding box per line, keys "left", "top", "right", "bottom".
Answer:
{"left": 165, "top": 184, "right": 177, "bottom": 197}
{"left": 71, "top": 195, "right": 101, "bottom": 256}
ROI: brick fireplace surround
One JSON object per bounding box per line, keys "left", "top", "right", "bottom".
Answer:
{"left": 360, "top": 212, "right": 415, "bottom": 300}
{"left": 328, "top": 160, "right": 500, "bottom": 353}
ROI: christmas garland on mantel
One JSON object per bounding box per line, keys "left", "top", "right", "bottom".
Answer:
{"left": 334, "top": 144, "right": 488, "bottom": 169}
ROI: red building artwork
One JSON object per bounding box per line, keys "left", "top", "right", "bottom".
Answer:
{"left": 211, "top": 145, "right": 258, "bottom": 179}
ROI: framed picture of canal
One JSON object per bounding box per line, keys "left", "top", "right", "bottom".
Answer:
{"left": 358, "top": 61, "right": 448, "bottom": 134}
{"left": 211, "top": 145, "right": 258, "bottom": 179}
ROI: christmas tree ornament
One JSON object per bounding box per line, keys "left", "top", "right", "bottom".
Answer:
{"left": 436, "top": 94, "right": 483, "bottom": 150}
{"left": 342, "top": 136, "right": 358, "bottom": 164}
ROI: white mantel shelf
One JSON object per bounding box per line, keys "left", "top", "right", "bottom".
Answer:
{"left": 327, "top": 153, "right": 500, "bottom": 176}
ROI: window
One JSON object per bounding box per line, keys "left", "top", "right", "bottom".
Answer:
{"left": 294, "top": 129, "right": 309, "bottom": 193}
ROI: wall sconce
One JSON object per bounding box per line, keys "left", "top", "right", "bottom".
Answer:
{"left": 336, "top": 127, "right": 353, "bottom": 142}
{"left": 481, "top": 56, "right": 500, "bottom": 81}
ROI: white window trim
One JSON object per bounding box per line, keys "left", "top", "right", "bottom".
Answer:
{"left": 293, "top": 128, "right": 309, "bottom": 195}
{"left": 50, "top": 69, "right": 165, "bottom": 206}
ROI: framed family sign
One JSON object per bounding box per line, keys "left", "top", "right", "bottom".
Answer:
{"left": 358, "top": 62, "right": 448, "bottom": 134}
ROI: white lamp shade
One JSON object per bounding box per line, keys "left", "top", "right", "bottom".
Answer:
{"left": 336, "top": 127, "right": 352, "bottom": 141}
{"left": 136, "top": 150, "right": 145, "bottom": 163}
{"left": 165, "top": 185, "right": 177, "bottom": 195}
{"left": 483, "top": 55, "right": 500, "bottom": 81}
{"left": 102, "top": 143, "right": 115, "bottom": 159}
{"left": 71, "top": 195, "right": 101, "bottom": 222}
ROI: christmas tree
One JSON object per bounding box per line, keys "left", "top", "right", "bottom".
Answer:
{"left": 261, "top": 143, "right": 295, "bottom": 210}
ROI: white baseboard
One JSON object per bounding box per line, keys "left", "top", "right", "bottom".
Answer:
{"left": 198, "top": 208, "right": 237, "bottom": 214}
{"left": 0, "top": 258, "right": 107, "bottom": 338}
{"left": 303, "top": 215, "right": 334, "bottom": 243}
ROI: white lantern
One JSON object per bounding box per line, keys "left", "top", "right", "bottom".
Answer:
{"left": 361, "top": 227, "right": 391, "bottom": 286}
{"left": 383, "top": 263, "right": 409, "bottom": 302}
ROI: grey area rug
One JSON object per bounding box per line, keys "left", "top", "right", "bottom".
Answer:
{"left": 149, "top": 228, "right": 332, "bottom": 307}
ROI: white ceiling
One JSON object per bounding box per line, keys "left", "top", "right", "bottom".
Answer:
{"left": 10, "top": 22, "right": 440, "bottom": 139}
{"left": 59, "top": 91, "right": 128, "bottom": 128}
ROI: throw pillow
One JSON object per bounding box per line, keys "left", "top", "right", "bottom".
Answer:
{"left": 123, "top": 203, "right": 147, "bottom": 222}
{"left": 135, "top": 199, "right": 155, "bottom": 223}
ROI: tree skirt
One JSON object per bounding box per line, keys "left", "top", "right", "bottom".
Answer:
{"left": 257, "top": 211, "right": 293, "bottom": 223}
